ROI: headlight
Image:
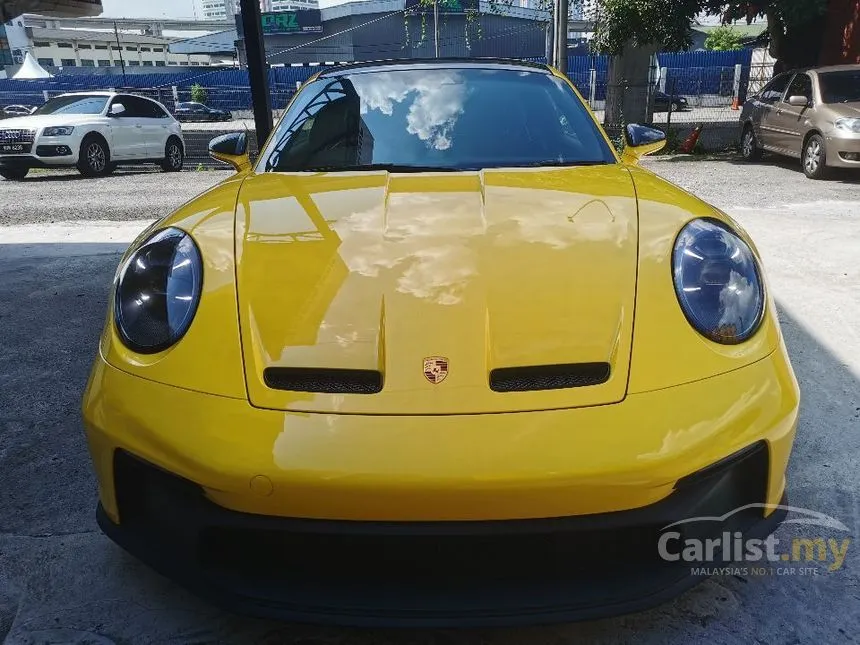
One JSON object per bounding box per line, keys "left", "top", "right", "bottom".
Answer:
{"left": 836, "top": 118, "right": 860, "bottom": 132}
{"left": 835, "top": 118, "right": 860, "bottom": 133}
{"left": 115, "top": 227, "right": 203, "bottom": 353}
{"left": 42, "top": 126, "right": 75, "bottom": 136}
{"left": 672, "top": 219, "right": 764, "bottom": 344}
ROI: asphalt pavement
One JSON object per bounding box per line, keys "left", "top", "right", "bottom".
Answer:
{"left": 0, "top": 158, "right": 858, "bottom": 644}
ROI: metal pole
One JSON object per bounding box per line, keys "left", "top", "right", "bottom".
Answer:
{"left": 545, "top": 19, "right": 554, "bottom": 64}
{"left": 555, "top": 0, "right": 568, "bottom": 75}
{"left": 434, "top": 0, "right": 440, "bottom": 58}
{"left": 240, "top": 0, "right": 274, "bottom": 146}
{"left": 113, "top": 22, "right": 126, "bottom": 86}
{"left": 666, "top": 77, "right": 675, "bottom": 131}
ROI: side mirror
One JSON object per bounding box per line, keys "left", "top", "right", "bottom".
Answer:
{"left": 209, "top": 132, "right": 250, "bottom": 172}
{"left": 622, "top": 123, "right": 667, "bottom": 163}
{"left": 109, "top": 103, "right": 126, "bottom": 117}
{"left": 788, "top": 95, "right": 810, "bottom": 107}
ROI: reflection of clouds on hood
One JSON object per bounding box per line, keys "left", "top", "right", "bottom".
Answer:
{"left": 330, "top": 193, "right": 481, "bottom": 305}
{"left": 396, "top": 246, "right": 476, "bottom": 305}
{"left": 351, "top": 70, "right": 466, "bottom": 151}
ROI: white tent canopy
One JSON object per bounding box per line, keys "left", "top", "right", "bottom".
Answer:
{"left": 13, "top": 51, "right": 53, "bottom": 79}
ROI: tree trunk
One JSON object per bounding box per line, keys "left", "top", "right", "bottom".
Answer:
{"left": 604, "top": 41, "right": 657, "bottom": 126}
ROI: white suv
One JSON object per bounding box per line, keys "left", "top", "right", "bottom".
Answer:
{"left": 0, "top": 91, "right": 185, "bottom": 180}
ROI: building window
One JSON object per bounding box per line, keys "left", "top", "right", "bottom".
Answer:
{"left": 95, "top": 44, "right": 108, "bottom": 50}
{"left": 128, "top": 60, "right": 140, "bottom": 66}
{"left": 153, "top": 47, "right": 163, "bottom": 52}
{"left": 140, "top": 46, "right": 150, "bottom": 52}
{"left": 57, "top": 43, "right": 73, "bottom": 49}
{"left": 155, "top": 60, "right": 166, "bottom": 66}
{"left": 78, "top": 44, "right": 92, "bottom": 49}
{"left": 190, "top": 61, "right": 199, "bottom": 66}
{"left": 60, "top": 58, "right": 76, "bottom": 66}
{"left": 98, "top": 59, "right": 111, "bottom": 66}
{"left": 142, "top": 60, "right": 153, "bottom": 66}
{"left": 111, "top": 45, "right": 120, "bottom": 50}
{"left": 38, "top": 57, "right": 54, "bottom": 67}
{"left": 125, "top": 46, "right": 136, "bottom": 51}
{"left": 81, "top": 59, "right": 95, "bottom": 66}
{"left": 34, "top": 41, "right": 50, "bottom": 47}
{"left": 167, "top": 61, "right": 177, "bottom": 65}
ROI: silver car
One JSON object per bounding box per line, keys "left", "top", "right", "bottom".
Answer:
{"left": 739, "top": 64, "right": 860, "bottom": 179}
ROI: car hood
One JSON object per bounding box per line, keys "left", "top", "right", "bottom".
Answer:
{"left": 234, "top": 165, "right": 639, "bottom": 414}
{"left": 0, "top": 114, "right": 104, "bottom": 129}
{"left": 825, "top": 102, "right": 860, "bottom": 118}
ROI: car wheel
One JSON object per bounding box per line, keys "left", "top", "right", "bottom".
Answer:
{"left": 77, "top": 136, "right": 111, "bottom": 177}
{"left": 740, "top": 125, "right": 762, "bottom": 162}
{"left": 161, "top": 138, "right": 184, "bottom": 172}
{"left": 802, "top": 134, "right": 829, "bottom": 180}
{"left": 0, "top": 167, "right": 28, "bottom": 180}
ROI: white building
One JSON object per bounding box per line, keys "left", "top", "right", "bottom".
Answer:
{"left": 220, "top": 0, "right": 319, "bottom": 16}
{"left": 16, "top": 26, "right": 219, "bottom": 69}
{"left": 196, "top": 0, "right": 231, "bottom": 20}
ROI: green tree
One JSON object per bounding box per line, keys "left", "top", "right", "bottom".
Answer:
{"left": 190, "top": 83, "right": 208, "bottom": 105}
{"left": 584, "top": 0, "right": 827, "bottom": 67}
{"left": 704, "top": 25, "right": 743, "bottom": 50}
{"left": 701, "top": 0, "right": 828, "bottom": 70}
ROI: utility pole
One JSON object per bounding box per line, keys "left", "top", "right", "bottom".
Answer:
{"left": 240, "top": 0, "right": 274, "bottom": 146}
{"left": 434, "top": 0, "right": 440, "bottom": 58}
{"left": 553, "top": 0, "right": 568, "bottom": 75}
{"left": 113, "top": 21, "right": 126, "bottom": 86}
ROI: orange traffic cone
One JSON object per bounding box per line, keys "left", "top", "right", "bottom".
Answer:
{"left": 679, "top": 124, "right": 703, "bottom": 154}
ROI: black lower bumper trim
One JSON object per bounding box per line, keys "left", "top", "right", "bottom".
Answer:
{"left": 98, "top": 443, "right": 786, "bottom": 627}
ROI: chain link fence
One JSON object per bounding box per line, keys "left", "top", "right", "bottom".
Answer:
{"left": 1, "top": 55, "right": 776, "bottom": 164}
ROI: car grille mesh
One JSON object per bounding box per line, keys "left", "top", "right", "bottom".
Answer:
{"left": 0, "top": 129, "right": 35, "bottom": 144}
{"left": 264, "top": 367, "right": 383, "bottom": 394}
{"left": 490, "top": 363, "right": 611, "bottom": 392}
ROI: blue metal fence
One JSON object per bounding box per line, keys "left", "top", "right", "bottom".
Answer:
{"left": 0, "top": 50, "right": 756, "bottom": 112}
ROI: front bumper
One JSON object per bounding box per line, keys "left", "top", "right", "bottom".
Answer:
{"left": 825, "top": 130, "right": 860, "bottom": 168}
{"left": 83, "top": 344, "right": 798, "bottom": 625}
{"left": 98, "top": 444, "right": 786, "bottom": 627}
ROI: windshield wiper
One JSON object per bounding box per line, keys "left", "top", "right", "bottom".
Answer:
{"left": 282, "top": 163, "right": 458, "bottom": 173}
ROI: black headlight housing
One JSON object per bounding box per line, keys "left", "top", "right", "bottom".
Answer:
{"left": 114, "top": 227, "right": 203, "bottom": 354}
{"left": 672, "top": 218, "right": 765, "bottom": 345}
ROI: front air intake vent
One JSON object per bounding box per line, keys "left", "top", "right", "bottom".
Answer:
{"left": 490, "top": 363, "right": 610, "bottom": 393}
{"left": 263, "top": 367, "right": 383, "bottom": 394}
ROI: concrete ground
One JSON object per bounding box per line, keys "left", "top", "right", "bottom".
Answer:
{"left": 0, "top": 157, "right": 858, "bottom": 644}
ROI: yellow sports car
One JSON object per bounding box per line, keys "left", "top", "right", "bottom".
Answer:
{"left": 82, "top": 59, "right": 800, "bottom": 626}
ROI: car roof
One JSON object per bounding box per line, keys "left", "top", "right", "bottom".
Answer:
{"left": 317, "top": 57, "right": 551, "bottom": 78}
{"left": 808, "top": 64, "right": 860, "bottom": 74}
{"left": 55, "top": 91, "right": 118, "bottom": 98}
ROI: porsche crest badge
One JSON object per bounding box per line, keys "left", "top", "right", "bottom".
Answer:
{"left": 423, "top": 356, "right": 449, "bottom": 384}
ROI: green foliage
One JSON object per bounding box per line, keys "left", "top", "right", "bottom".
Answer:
{"left": 704, "top": 25, "right": 743, "bottom": 50}
{"left": 589, "top": 0, "right": 701, "bottom": 54}
{"left": 404, "top": 0, "right": 485, "bottom": 50}
{"left": 190, "top": 83, "right": 208, "bottom": 105}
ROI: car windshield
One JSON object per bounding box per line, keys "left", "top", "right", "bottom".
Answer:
{"left": 819, "top": 70, "right": 860, "bottom": 103}
{"left": 259, "top": 66, "right": 616, "bottom": 172}
{"left": 34, "top": 95, "right": 109, "bottom": 115}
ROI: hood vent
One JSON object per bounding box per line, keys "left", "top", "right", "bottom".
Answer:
{"left": 264, "top": 367, "right": 383, "bottom": 394}
{"left": 490, "top": 363, "right": 611, "bottom": 393}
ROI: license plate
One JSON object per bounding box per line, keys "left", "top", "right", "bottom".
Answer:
{"left": 0, "top": 143, "right": 29, "bottom": 153}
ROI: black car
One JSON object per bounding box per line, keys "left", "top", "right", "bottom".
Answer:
{"left": 653, "top": 90, "right": 690, "bottom": 112}
{"left": 174, "top": 102, "right": 233, "bottom": 122}
{"left": 1, "top": 104, "right": 35, "bottom": 118}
